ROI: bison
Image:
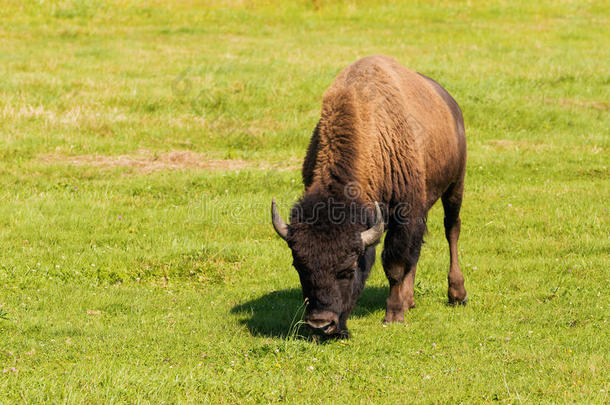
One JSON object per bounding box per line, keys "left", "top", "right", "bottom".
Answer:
{"left": 271, "top": 55, "right": 468, "bottom": 337}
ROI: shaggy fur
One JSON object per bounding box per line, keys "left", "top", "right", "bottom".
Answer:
{"left": 287, "top": 189, "right": 379, "bottom": 335}
{"left": 280, "top": 55, "right": 468, "bottom": 335}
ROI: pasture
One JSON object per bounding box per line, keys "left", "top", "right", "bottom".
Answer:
{"left": 0, "top": 0, "right": 608, "bottom": 403}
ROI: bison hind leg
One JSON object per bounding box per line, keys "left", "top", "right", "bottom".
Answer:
{"left": 442, "top": 182, "right": 468, "bottom": 305}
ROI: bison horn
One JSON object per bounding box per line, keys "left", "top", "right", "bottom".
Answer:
{"left": 271, "top": 197, "right": 289, "bottom": 241}
{"left": 361, "top": 202, "right": 384, "bottom": 247}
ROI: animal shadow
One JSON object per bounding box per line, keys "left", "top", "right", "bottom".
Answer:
{"left": 230, "top": 286, "right": 388, "bottom": 339}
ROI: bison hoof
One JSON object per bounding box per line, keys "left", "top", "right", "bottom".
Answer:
{"left": 336, "top": 330, "right": 351, "bottom": 339}
{"left": 383, "top": 311, "right": 405, "bottom": 324}
{"left": 448, "top": 293, "right": 468, "bottom": 306}
{"left": 317, "top": 330, "right": 350, "bottom": 340}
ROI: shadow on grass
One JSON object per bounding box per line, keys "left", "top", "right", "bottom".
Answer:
{"left": 230, "top": 286, "right": 388, "bottom": 339}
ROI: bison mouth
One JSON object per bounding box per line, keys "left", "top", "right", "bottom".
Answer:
{"left": 305, "top": 311, "right": 350, "bottom": 339}
{"left": 307, "top": 320, "right": 337, "bottom": 335}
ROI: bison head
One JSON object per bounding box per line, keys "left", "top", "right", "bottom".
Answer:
{"left": 271, "top": 195, "right": 384, "bottom": 337}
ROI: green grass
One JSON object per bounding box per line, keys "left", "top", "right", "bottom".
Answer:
{"left": 0, "top": 0, "right": 608, "bottom": 403}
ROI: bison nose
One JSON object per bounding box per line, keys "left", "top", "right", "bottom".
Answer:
{"left": 306, "top": 311, "right": 339, "bottom": 334}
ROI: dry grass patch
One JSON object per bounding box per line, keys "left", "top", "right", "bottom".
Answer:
{"left": 486, "top": 139, "right": 608, "bottom": 155}
{"left": 485, "top": 139, "right": 555, "bottom": 152}
{"left": 1, "top": 104, "right": 129, "bottom": 125}
{"left": 543, "top": 98, "right": 609, "bottom": 111}
{"left": 40, "top": 150, "right": 253, "bottom": 173}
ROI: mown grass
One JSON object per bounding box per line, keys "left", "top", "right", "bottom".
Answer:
{"left": 0, "top": 0, "right": 608, "bottom": 403}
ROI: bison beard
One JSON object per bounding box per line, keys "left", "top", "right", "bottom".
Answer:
{"left": 271, "top": 55, "right": 468, "bottom": 337}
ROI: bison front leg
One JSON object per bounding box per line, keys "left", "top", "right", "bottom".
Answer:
{"left": 381, "top": 223, "right": 424, "bottom": 323}
{"left": 383, "top": 262, "right": 416, "bottom": 323}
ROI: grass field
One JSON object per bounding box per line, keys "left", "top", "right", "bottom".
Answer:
{"left": 0, "top": 0, "right": 608, "bottom": 403}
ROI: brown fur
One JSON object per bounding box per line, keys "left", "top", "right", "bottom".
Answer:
{"left": 303, "top": 55, "right": 465, "bottom": 210}
{"left": 281, "top": 55, "right": 468, "bottom": 335}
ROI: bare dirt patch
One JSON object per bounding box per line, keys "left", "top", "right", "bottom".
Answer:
{"left": 39, "top": 150, "right": 295, "bottom": 173}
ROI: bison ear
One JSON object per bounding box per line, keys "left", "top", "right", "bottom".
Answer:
{"left": 271, "top": 197, "right": 289, "bottom": 242}
{"left": 360, "top": 202, "right": 384, "bottom": 248}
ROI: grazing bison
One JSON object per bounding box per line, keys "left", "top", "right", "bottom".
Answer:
{"left": 271, "top": 55, "right": 468, "bottom": 337}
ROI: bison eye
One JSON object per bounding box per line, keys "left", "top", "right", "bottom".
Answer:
{"left": 337, "top": 268, "right": 355, "bottom": 280}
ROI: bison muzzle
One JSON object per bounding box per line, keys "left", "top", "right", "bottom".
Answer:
{"left": 271, "top": 55, "right": 468, "bottom": 337}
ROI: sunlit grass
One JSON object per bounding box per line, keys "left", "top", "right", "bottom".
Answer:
{"left": 0, "top": 0, "right": 608, "bottom": 403}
